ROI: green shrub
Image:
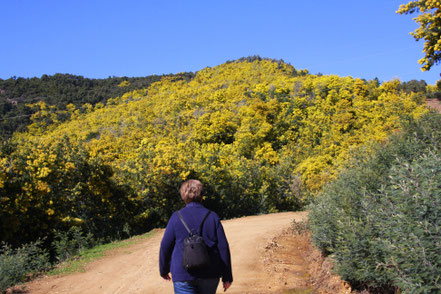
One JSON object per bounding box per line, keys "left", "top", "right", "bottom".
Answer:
{"left": 0, "top": 240, "right": 50, "bottom": 292}
{"left": 291, "top": 219, "right": 309, "bottom": 235}
{"left": 308, "top": 113, "right": 441, "bottom": 293}
{"left": 374, "top": 151, "right": 441, "bottom": 292}
{"left": 53, "top": 226, "right": 95, "bottom": 262}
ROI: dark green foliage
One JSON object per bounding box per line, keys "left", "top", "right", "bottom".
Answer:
{"left": 398, "top": 79, "right": 427, "bottom": 94}
{"left": 225, "top": 55, "right": 303, "bottom": 75}
{"left": 53, "top": 227, "right": 95, "bottom": 262}
{"left": 0, "top": 72, "right": 194, "bottom": 138}
{"left": 226, "top": 55, "right": 285, "bottom": 64}
{"left": 0, "top": 240, "right": 50, "bottom": 292}
{"left": 0, "top": 227, "right": 99, "bottom": 292}
{"left": 432, "top": 80, "right": 441, "bottom": 100}
{"left": 308, "top": 113, "right": 441, "bottom": 293}
{"left": 398, "top": 79, "right": 428, "bottom": 103}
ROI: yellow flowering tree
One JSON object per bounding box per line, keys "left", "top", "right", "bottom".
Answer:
{"left": 397, "top": 0, "right": 441, "bottom": 71}
{"left": 0, "top": 137, "right": 136, "bottom": 246}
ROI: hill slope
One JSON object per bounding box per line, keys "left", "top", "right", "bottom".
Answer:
{"left": 1, "top": 59, "right": 428, "bottom": 247}
{"left": 0, "top": 73, "right": 194, "bottom": 138}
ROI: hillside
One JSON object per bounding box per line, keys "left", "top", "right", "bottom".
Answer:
{"left": 0, "top": 58, "right": 429, "bottom": 249}
{"left": 0, "top": 73, "right": 194, "bottom": 138}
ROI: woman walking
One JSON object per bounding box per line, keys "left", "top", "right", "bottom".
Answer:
{"left": 159, "top": 179, "right": 233, "bottom": 293}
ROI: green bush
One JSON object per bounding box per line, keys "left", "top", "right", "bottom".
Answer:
{"left": 0, "top": 240, "right": 50, "bottom": 292}
{"left": 53, "top": 226, "right": 95, "bottom": 262}
{"left": 0, "top": 227, "right": 97, "bottom": 291}
{"left": 291, "top": 219, "right": 308, "bottom": 235}
{"left": 308, "top": 113, "right": 441, "bottom": 293}
{"left": 376, "top": 151, "right": 441, "bottom": 292}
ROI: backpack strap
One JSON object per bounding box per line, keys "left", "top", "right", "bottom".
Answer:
{"left": 177, "top": 211, "right": 192, "bottom": 235}
{"left": 177, "top": 210, "right": 211, "bottom": 236}
{"left": 198, "top": 211, "right": 211, "bottom": 235}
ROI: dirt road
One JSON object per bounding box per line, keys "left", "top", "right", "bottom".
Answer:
{"left": 25, "top": 212, "right": 309, "bottom": 294}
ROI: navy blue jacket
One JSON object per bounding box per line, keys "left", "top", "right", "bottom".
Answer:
{"left": 159, "top": 202, "right": 233, "bottom": 282}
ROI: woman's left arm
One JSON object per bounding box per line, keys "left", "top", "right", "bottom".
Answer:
{"left": 216, "top": 218, "right": 233, "bottom": 284}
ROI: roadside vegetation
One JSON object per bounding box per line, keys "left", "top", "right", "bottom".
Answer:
{"left": 309, "top": 112, "right": 441, "bottom": 293}
{"left": 0, "top": 228, "right": 154, "bottom": 292}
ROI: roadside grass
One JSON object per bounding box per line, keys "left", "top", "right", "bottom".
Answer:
{"left": 48, "top": 230, "right": 156, "bottom": 276}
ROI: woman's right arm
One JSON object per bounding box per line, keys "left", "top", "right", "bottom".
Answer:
{"left": 159, "top": 214, "right": 176, "bottom": 278}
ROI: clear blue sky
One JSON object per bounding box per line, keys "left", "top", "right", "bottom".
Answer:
{"left": 1, "top": 0, "right": 440, "bottom": 84}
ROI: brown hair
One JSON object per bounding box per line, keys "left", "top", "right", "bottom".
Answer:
{"left": 180, "top": 179, "right": 203, "bottom": 204}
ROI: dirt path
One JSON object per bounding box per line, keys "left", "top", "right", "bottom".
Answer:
{"left": 427, "top": 98, "right": 441, "bottom": 113}
{"left": 24, "top": 212, "right": 311, "bottom": 294}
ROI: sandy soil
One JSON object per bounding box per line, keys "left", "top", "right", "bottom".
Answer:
{"left": 21, "top": 211, "right": 323, "bottom": 294}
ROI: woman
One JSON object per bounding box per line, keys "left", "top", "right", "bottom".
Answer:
{"left": 159, "top": 179, "right": 233, "bottom": 293}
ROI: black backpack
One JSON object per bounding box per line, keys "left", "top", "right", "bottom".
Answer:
{"left": 177, "top": 210, "right": 211, "bottom": 271}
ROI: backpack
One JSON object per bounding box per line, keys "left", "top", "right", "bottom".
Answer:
{"left": 177, "top": 210, "right": 211, "bottom": 271}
